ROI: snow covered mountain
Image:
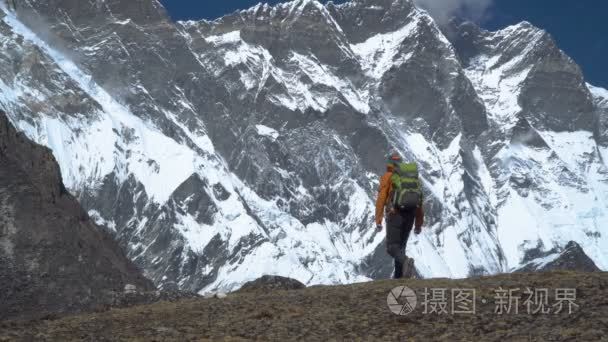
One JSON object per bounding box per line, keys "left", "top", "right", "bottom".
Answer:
{"left": 0, "top": 0, "right": 605, "bottom": 293}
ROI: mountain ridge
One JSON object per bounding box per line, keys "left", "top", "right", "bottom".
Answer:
{"left": 0, "top": 0, "right": 606, "bottom": 294}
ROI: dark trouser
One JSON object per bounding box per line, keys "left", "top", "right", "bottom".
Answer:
{"left": 386, "top": 210, "right": 415, "bottom": 279}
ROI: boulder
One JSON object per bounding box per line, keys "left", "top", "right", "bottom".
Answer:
{"left": 238, "top": 275, "right": 306, "bottom": 292}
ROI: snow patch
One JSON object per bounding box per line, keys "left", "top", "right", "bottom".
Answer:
{"left": 204, "top": 30, "right": 241, "bottom": 45}
{"left": 255, "top": 124, "right": 279, "bottom": 141}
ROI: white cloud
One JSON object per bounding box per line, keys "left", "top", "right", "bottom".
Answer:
{"left": 413, "top": 0, "right": 494, "bottom": 26}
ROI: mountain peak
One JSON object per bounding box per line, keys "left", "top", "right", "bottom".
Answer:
{"left": 328, "top": 0, "right": 417, "bottom": 43}
{"left": 287, "top": 0, "right": 325, "bottom": 11}
{"left": 280, "top": 0, "right": 344, "bottom": 32}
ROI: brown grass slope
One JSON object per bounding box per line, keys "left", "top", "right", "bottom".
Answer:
{"left": 1, "top": 271, "right": 606, "bottom": 341}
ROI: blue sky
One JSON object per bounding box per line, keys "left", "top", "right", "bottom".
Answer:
{"left": 159, "top": 0, "right": 607, "bottom": 88}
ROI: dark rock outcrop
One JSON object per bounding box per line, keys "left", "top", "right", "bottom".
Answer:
{"left": 515, "top": 241, "right": 601, "bottom": 273}
{"left": 238, "top": 275, "right": 306, "bottom": 292}
{"left": 0, "top": 110, "right": 154, "bottom": 321}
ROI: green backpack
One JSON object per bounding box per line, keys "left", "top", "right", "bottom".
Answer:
{"left": 390, "top": 162, "right": 423, "bottom": 211}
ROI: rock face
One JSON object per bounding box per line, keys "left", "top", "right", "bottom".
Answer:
{"left": 0, "top": 0, "right": 606, "bottom": 294}
{"left": 0, "top": 110, "right": 153, "bottom": 321}
{"left": 238, "top": 275, "right": 306, "bottom": 292}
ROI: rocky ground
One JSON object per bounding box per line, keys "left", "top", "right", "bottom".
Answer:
{"left": 1, "top": 271, "right": 606, "bottom": 341}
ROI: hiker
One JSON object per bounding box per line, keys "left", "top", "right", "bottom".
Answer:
{"left": 375, "top": 152, "right": 424, "bottom": 279}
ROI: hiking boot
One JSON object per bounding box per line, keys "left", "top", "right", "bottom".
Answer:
{"left": 401, "top": 257, "right": 410, "bottom": 278}
{"left": 402, "top": 257, "right": 415, "bottom": 278}
{"left": 407, "top": 258, "right": 416, "bottom": 278}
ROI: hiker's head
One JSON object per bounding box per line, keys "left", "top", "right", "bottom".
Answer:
{"left": 387, "top": 151, "right": 402, "bottom": 169}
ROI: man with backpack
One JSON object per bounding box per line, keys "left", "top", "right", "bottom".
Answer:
{"left": 375, "top": 152, "right": 424, "bottom": 279}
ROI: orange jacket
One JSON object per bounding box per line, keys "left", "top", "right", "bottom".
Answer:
{"left": 375, "top": 165, "right": 424, "bottom": 228}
